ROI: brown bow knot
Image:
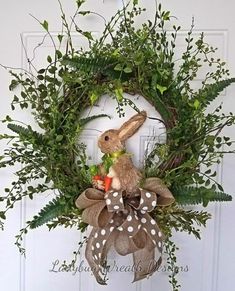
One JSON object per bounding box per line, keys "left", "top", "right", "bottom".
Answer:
{"left": 75, "top": 177, "right": 174, "bottom": 284}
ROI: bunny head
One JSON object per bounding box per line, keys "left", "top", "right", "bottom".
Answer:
{"left": 98, "top": 111, "right": 147, "bottom": 154}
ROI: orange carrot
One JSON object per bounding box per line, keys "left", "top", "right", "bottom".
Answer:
{"left": 104, "top": 176, "right": 112, "bottom": 192}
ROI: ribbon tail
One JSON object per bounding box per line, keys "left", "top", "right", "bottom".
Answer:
{"left": 132, "top": 238, "right": 162, "bottom": 282}
{"left": 85, "top": 228, "right": 107, "bottom": 285}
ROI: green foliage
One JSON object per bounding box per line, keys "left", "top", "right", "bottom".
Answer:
{"left": 62, "top": 56, "right": 125, "bottom": 79}
{"left": 164, "top": 239, "right": 181, "bottom": 291}
{"left": 172, "top": 186, "right": 232, "bottom": 207}
{"left": 30, "top": 195, "right": 77, "bottom": 229}
{"left": 195, "top": 77, "right": 235, "bottom": 108}
{"left": 79, "top": 114, "right": 110, "bottom": 127}
{"left": 155, "top": 204, "right": 211, "bottom": 240}
{"left": 7, "top": 123, "right": 45, "bottom": 144}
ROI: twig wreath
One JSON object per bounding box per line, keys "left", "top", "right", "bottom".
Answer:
{"left": 0, "top": 0, "right": 235, "bottom": 289}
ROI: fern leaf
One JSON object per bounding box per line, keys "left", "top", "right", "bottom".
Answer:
{"left": 30, "top": 195, "right": 70, "bottom": 229}
{"left": 62, "top": 56, "right": 132, "bottom": 80}
{"left": 79, "top": 114, "right": 110, "bottom": 127}
{"left": 196, "top": 78, "right": 235, "bottom": 107}
{"left": 62, "top": 56, "right": 115, "bottom": 74}
{"left": 7, "top": 123, "right": 45, "bottom": 144}
{"left": 172, "top": 185, "right": 232, "bottom": 207}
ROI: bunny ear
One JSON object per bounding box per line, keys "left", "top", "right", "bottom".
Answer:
{"left": 118, "top": 111, "right": 147, "bottom": 141}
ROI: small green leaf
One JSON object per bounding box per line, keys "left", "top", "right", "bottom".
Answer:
{"left": 123, "top": 66, "right": 132, "bottom": 73}
{"left": 133, "top": 0, "right": 139, "bottom": 5}
{"left": 5, "top": 115, "right": 13, "bottom": 122}
{"left": 156, "top": 84, "right": 167, "bottom": 95}
{"left": 90, "top": 92, "right": 98, "bottom": 105}
{"left": 56, "top": 135, "right": 63, "bottom": 142}
{"left": 47, "top": 55, "right": 52, "bottom": 63}
{"left": 193, "top": 99, "right": 200, "bottom": 109}
{"left": 0, "top": 212, "right": 6, "bottom": 220}
{"left": 115, "top": 87, "right": 123, "bottom": 102}
{"left": 79, "top": 11, "right": 90, "bottom": 16}
{"left": 41, "top": 20, "right": 49, "bottom": 31}
{"left": 56, "top": 50, "right": 62, "bottom": 59}
{"left": 9, "top": 80, "right": 19, "bottom": 91}
{"left": 83, "top": 31, "right": 93, "bottom": 41}
{"left": 57, "top": 34, "right": 64, "bottom": 43}
{"left": 114, "top": 64, "right": 123, "bottom": 71}
{"left": 163, "top": 11, "right": 170, "bottom": 21}
{"left": 37, "top": 69, "right": 45, "bottom": 74}
{"left": 76, "top": 0, "right": 85, "bottom": 8}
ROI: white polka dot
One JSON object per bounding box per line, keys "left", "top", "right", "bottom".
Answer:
{"left": 113, "top": 192, "right": 118, "bottom": 197}
{"left": 140, "top": 198, "right": 144, "bottom": 204}
{"left": 114, "top": 205, "right": 119, "bottom": 210}
{"left": 106, "top": 199, "right": 111, "bottom": 205}
{"left": 94, "top": 232, "right": 98, "bottom": 238}
{"left": 138, "top": 224, "right": 141, "bottom": 229}
{"left": 127, "top": 215, "right": 132, "bottom": 221}
{"left": 91, "top": 246, "right": 94, "bottom": 251}
{"left": 118, "top": 226, "right": 123, "bottom": 231}
{"left": 142, "top": 206, "right": 148, "bottom": 211}
{"left": 152, "top": 239, "right": 156, "bottom": 245}
{"left": 102, "top": 240, "right": 106, "bottom": 245}
{"left": 152, "top": 201, "right": 157, "bottom": 207}
{"left": 98, "top": 253, "right": 101, "bottom": 258}
{"left": 119, "top": 197, "right": 123, "bottom": 203}
{"left": 131, "top": 200, "right": 135, "bottom": 204}
{"left": 141, "top": 217, "right": 147, "bottom": 224}
{"left": 143, "top": 227, "right": 147, "bottom": 232}
{"left": 158, "top": 231, "right": 162, "bottom": 237}
{"left": 94, "top": 254, "right": 98, "bottom": 260}
{"left": 134, "top": 214, "right": 138, "bottom": 220}
{"left": 127, "top": 226, "right": 134, "bottom": 232}
{"left": 146, "top": 192, "right": 151, "bottom": 198}
{"left": 101, "top": 229, "right": 106, "bottom": 235}
{"left": 140, "top": 210, "right": 146, "bottom": 214}
{"left": 151, "top": 229, "right": 156, "bottom": 235}
{"left": 110, "top": 226, "right": 114, "bottom": 232}
{"left": 104, "top": 194, "right": 108, "bottom": 199}
{"left": 151, "top": 219, "right": 156, "bottom": 225}
{"left": 110, "top": 219, "right": 114, "bottom": 224}
{"left": 158, "top": 241, "right": 162, "bottom": 248}
{"left": 96, "top": 242, "right": 100, "bottom": 249}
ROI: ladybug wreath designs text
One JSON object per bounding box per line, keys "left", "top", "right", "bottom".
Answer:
{"left": 0, "top": 1, "right": 234, "bottom": 290}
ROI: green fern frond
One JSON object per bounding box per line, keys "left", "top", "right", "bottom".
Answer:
{"left": 7, "top": 123, "right": 45, "bottom": 144}
{"left": 30, "top": 195, "right": 71, "bottom": 229}
{"left": 62, "top": 56, "right": 115, "bottom": 74}
{"left": 172, "top": 185, "right": 232, "bottom": 207}
{"left": 196, "top": 78, "right": 235, "bottom": 107}
{"left": 62, "top": 56, "right": 131, "bottom": 80}
{"left": 79, "top": 114, "right": 110, "bottom": 127}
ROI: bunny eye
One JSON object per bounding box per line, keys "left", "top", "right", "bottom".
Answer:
{"left": 104, "top": 135, "right": 109, "bottom": 141}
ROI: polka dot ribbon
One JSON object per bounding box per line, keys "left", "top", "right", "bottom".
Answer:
{"left": 75, "top": 177, "right": 175, "bottom": 285}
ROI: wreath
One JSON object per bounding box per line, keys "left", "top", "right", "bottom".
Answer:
{"left": 0, "top": 1, "right": 234, "bottom": 289}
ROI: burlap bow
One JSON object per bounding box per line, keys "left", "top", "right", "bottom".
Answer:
{"left": 75, "top": 177, "right": 174, "bottom": 284}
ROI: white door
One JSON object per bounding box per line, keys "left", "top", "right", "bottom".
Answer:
{"left": 0, "top": 1, "right": 235, "bottom": 291}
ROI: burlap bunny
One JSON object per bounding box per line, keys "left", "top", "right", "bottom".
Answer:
{"left": 93, "top": 111, "right": 147, "bottom": 193}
